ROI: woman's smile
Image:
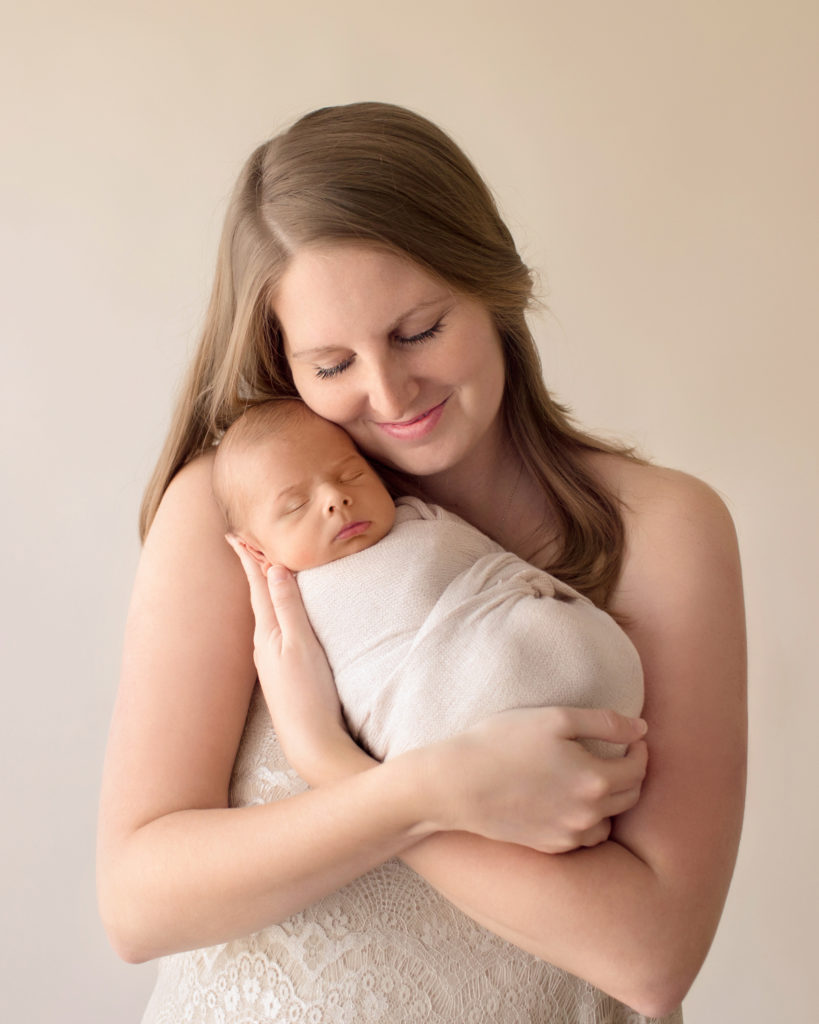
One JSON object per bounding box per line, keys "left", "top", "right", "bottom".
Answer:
{"left": 373, "top": 397, "right": 450, "bottom": 440}
{"left": 275, "top": 243, "right": 506, "bottom": 478}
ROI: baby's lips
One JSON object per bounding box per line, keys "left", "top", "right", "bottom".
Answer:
{"left": 334, "top": 520, "right": 371, "bottom": 541}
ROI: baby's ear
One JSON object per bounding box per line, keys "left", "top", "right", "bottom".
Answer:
{"left": 228, "top": 534, "right": 272, "bottom": 574}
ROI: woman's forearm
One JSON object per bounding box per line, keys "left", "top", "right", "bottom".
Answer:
{"left": 98, "top": 746, "right": 430, "bottom": 963}
{"left": 400, "top": 829, "right": 718, "bottom": 1019}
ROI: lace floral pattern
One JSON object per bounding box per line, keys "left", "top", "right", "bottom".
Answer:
{"left": 142, "top": 688, "right": 682, "bottom": 1024}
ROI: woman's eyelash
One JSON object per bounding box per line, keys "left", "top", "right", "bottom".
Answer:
{"left": 395, "top": 319, "right": 445, "bottom": 345}
{"left": 314, "top": 356, "right": 354, "bottom": 380}
{"left": 313, "top": 319, "right": 445, "bottom": 379}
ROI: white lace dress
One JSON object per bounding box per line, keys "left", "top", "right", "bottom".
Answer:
{"left": 142, "top": 688, "right": 682, "bottom": 1024}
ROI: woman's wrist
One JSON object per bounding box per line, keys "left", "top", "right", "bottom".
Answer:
{"left": 301, "top": 729, "right": 449, "bottom": 842}
{"left": 303, "top": 727, "right": 375, "bottom": 786}
{"left": 373, "top": 745, "right": 448, "bottom": 840}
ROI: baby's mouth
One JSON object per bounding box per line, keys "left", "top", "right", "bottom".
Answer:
{"left": 334, "top": 521, "right": 370, "bottom": 541}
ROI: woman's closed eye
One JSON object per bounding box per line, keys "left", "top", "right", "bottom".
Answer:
{"left": 313, "top": 318, "right": 446, "bottom": 380}
{"left": 394, "top": 318, "right": 445, "bottom": 346}
{"left": 314, "top": 355, "right": 354, "bottom": 380}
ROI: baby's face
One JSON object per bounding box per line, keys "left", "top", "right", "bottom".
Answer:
{"left": 241, "top": 416, "right": 396, "bottom": 572}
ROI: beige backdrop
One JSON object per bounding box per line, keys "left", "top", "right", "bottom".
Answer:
{"left": 2, "top": 1, "right": 816, "bottom": 1020}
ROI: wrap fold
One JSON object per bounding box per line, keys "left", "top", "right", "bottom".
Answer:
{"left": 298, "top": 498, "right": 643, "bottom": 760}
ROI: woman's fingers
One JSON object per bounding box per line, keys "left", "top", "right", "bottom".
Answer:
{"left": 554, "top": 707, "right": 648, "bottom": 746}
{"left": 225, "top": 536, "right": 279, "bottom": 639}
{"left": 604, "top": 739, "right": 649, "bottom": 794}
{"left": 224, "top": 540, "right": 314, "bottom": 652}
{"left": 224, "top": 539, "right": 347, "bottom": 780}
{"left": 264, "top": 564, "right": 315, "bottom": 647}
{"left": 578, "top": 818, "right": 613, "bottom": 848}
{"left": 601, "top": 785, "right": 643, "bottom": 819}
{"left": 422, "top": 706, "right": 649, "bottom": 852}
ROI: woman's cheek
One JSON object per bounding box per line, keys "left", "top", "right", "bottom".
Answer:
{"left": 300, "top": 388, "right": 356, "bottom": 429}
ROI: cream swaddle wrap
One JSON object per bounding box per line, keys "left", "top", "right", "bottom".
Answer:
{"left": 297, "top": 497, "right": 643, "bottom": 760}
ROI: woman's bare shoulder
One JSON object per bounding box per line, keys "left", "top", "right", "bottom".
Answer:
{"left": 142, "top": 448, "right": 246, "bottom": 577}
{"left": 150, "top": 448, "right": 220, "bottom": 532}
{"left": 587, "top": 450, "right": 731, "bottom": 519}
{"left": 138, "top": 446, "right": 253, "bottom": 657}
{"left": 584, "top": 451, "right": 741, "bottom": 616}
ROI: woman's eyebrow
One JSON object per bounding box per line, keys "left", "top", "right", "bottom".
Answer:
{"left": 288, "top": 294, "right": 451, "bottom": 359}
{"left": 385, "top": 294, "right": 450, "bottom": 334}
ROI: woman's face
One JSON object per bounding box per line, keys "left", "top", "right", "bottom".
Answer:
{"left": 275, "top": 244, "right": 507, "bottom": 479}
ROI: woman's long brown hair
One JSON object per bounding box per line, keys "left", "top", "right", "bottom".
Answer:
{"left": 140, "top": 102, "right": 637, "bottom": 607}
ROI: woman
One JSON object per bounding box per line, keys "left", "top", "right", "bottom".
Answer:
{"left": 97, "top": 103, "right": 746, "bottom": 1023}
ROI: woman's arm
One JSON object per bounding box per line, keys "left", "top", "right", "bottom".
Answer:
{"left": 97, "top": 453, "right": 647, "bottom": 962}
{"left": 400, "top": 466, "right": 747, "bottom": 1016}
{"left": 96, "top": 454, "right": 442, "bottom": 961}
{"left": 229, "top": 536, "right": 650, "bottom": 852}
{"left": 262, "top": 464, "right": 746, "bottom": 1016}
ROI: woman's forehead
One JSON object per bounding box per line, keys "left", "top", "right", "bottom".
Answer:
{"left": 274, "top": 244, "right": 451, "bottom": 346}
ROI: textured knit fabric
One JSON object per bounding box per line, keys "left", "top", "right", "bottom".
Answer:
{"left": 297, "top": 498, "right": 644, "bottom": 760}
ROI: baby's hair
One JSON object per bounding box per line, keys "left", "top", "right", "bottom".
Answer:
{"left": 212, "top": 398, "right": 316, "bottom": 534}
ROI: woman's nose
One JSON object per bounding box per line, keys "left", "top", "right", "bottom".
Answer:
{"left": 364, "top": 361, "right": 420, "bottom": 421}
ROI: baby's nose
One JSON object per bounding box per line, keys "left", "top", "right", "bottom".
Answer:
{"left": 327, "top": 493, "right": 351, "bottom": 514}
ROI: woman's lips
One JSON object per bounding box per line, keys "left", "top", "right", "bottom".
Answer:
{"left": 375, "top": 398, "right": 448, "bottom": 440}
{"left": 335, "top": 520, "right": 371, "bottom": 541}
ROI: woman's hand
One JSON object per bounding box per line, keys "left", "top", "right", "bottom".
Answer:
{"left": 417, "top": 707, "right": 648, "bottom": 853}
{"left": 229, "top": 537, "right": 646, "bottom": 851}
{"left": 227, "top": 538, "right": 371, "bottom": 784}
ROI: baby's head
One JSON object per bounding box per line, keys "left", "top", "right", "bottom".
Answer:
{"left": 213, "top": 400, "right": 396, "bottom": 572}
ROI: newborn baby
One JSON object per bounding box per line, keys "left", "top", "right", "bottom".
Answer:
{"left": 213, "top": 399, "right": 643, "bottom": 760}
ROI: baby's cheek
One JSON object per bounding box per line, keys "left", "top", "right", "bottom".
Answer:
{"left": 291, "top": 536, "right": 332, "bottom": 572}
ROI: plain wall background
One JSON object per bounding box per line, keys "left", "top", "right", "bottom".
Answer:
{"left": 2, "top": 1, "right": 816, "bottom": 1020}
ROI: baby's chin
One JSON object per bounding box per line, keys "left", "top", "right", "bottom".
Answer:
{"left": 293, "top": 534, "right": 387, "bottom": 573}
